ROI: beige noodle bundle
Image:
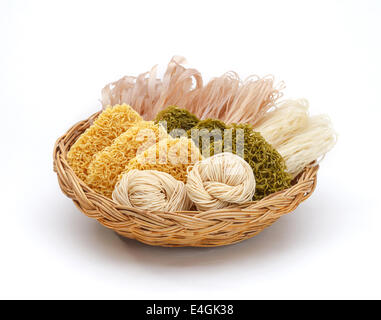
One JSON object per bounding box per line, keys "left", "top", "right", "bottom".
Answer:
{"left": 254, "top": 98, "right": 310, "bottom": 148}
{"left": 113, "top": 170, "right": 192, "bottom": 212}
{"left": 101, "top": 57, "right": 282, "bottom": 126}
{"left": 186, "top": 153, "right": 256, "bottom": 211}
{"left": 67, "top": 104, "right": 142, "bottom": 181}
{"left": 86, "top": 121, "right": 169, "bottom": 197}
{"left": 277, "top": 114, "right": 337, "bottom": 177}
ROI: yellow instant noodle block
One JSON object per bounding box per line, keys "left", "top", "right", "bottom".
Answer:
{"left": 87, "top": 121, "right": 169, "bottom": 197}
{"left": 67, "top": 104, "right": 142, "bottom": 182}
{"left": 121, "top": 137, "right": 202, "bottom": 183}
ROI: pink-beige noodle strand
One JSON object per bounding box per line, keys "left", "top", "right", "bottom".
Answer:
{"left": 101, "top": 56, "right": 203, "bottom": 120}
{"left": 101, "top": 57, "right": 282, "bottom": 126}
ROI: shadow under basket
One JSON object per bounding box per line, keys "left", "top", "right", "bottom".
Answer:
{"left": 53, "top": 112, "right": 319, "bottom": 247}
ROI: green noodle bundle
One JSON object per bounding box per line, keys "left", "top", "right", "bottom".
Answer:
{"left": 188, "top": 118, "right": 228, "bottom": 149}
{"left": 155, "top": 105, "right": 199, "bottom": 137}
{"left": 205, "top": 123, "right": 292, "bottom": 200}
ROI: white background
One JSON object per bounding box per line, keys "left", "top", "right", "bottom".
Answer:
{"left": 1, "top": 0, "right": 380, "bottom": 299}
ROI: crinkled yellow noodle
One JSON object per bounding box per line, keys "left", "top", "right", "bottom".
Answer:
{"left": 87, "top": 121, "right": 169, "bottom": 197}
{"left": 121, "top": 137, "right": 202, "bottom": 183}
{"left": 67, "top": 104, "right": 142, "bottom": 181}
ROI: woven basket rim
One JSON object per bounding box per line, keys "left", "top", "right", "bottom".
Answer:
{"left": 53, "top": 112, "right": 319, "bottom": 247}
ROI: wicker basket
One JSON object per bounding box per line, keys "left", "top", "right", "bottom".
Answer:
{"left": 53, "top": 111, "right": 319, "bottom": 247}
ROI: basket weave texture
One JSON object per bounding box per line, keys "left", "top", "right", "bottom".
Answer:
{"left": 53, "top": 112, "right": 318, "bottom": 247}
